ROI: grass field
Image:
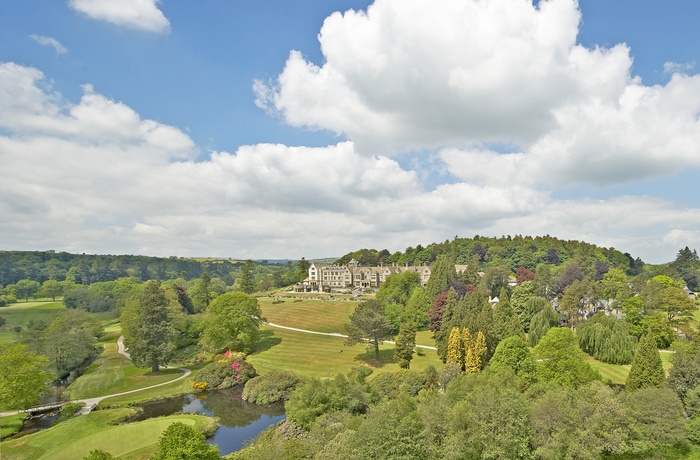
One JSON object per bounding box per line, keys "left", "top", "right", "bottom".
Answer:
{"left": 0, "top": 413, "right": 26, "bottom": 439}
{"left": 0, "top": 408, "right": 217, "bottom": 460}
{"left": 247, "top": 324, "right": 443, "bottom": 379}
{"left": 0, "top": 301, "right": 65, "bottom": 343}
{"left": 68, "top": 325, "right": 189, "bottom": 402}
{"left": 259, "top": 297, "right": 357, "bottom": 333}
{"left": 586, "top": 350, "right": 674, "bottom": 385}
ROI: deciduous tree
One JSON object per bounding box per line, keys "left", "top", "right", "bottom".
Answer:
{"left": 533, "top": 327, "right": 600, "bottom": 388}
{"left": 202, "top": 291, "right": 264, "bottom": 353}
{"left": 345, "top": 300, "right": 393, "bottom": 359}
{"left": 150, "top": 422, "right": 219, "bottom": 460}
{"left": 0, "top": 342, "right": 52, "bottom": 409}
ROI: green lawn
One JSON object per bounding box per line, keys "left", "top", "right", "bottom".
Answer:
{"left": 68, "top": 325, "right": 188, "bottom": 401}
{"left": 0, "top": 408, "right": 217, "bottom": 460}
{"left": 247, "top": 324, "right": 443, "bottom": 379}
{"left": 259, "top": 297, "right": 357, "bottom": 333}
{"left": 586, "top": 350, "right": 674, "bottom": 385}
{"left": 0, "top": 413, "right": 26, "bottom": 439}
{"left": 0, "top": 301, "right": 65, "bottom": 343}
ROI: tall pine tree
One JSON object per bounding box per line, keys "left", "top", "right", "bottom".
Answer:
{"left": 493, "top": 288, "right": 525, "bottom": 342}
{"left": 394, "top": 321, "right": 417, "bottom": 369}
{"left": 121, "top": 280, "right": 176, "bottom": 373}
{"left": 626, "top": 332, "right": 665, "bottom": 391}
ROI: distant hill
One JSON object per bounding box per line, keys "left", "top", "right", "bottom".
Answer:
{"left": 334, "top": 235, "right": 645, "bottom": 276}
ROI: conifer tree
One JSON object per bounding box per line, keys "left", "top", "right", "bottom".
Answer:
{"left": 446, "top": 327, "right": 464, "bottom": 370}
{"left": 466, "top": 331, "right": 487, "bottom": 374}
{"left": 394, "top": 321, "right": 417, "bottom": 369}
{"left": 121, "top": 280, "right": 176, "bottom": 374}
{"left": 626, "top": 333, "right": 665, "bottom": 391}
{"left": 493, "top": 288, "right": 525, "bottom": 342}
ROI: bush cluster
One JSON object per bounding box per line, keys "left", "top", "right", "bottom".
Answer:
{"left": 192, "top": 351, "right": 256, "bottom": 390}
{"left": 242, "top": 371, "right": 305, "bottom": 404}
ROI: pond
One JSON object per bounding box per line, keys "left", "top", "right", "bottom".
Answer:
{"left": 9, "top": 388, "right": 285, "bottom": 456}
{"left": 130, "top": 387, "right": 286, "bottom": 456}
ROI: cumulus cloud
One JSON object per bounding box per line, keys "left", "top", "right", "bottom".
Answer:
{"left": 68, "top": 0, "right": 170, "bottom": 33}
{"left": 29, "top": 35, "right": 68, "bottom": 55}
{"left": 7, "top": 0, "right": 700, "bottom": 267}
{"left": 256, "top": 0, "right": 700, "bottom": 191}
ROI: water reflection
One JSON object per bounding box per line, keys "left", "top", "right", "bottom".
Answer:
{"left": 132, "top": 388, "right": 286, "bottom": 455}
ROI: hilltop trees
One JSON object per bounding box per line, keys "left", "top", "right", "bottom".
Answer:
{"left": 671, "top": 246, "right": 700, "bottom": 291}
{"left": 121, "top": 280, "right": 177, "bottom": 373}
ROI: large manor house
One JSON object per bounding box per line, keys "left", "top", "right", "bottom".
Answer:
{"left": 295, "top": 258, "right": 466, "bottom": 292}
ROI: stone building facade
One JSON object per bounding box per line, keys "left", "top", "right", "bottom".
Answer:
{"left": 296, "top": 258, "right": 433, "bottom": 292}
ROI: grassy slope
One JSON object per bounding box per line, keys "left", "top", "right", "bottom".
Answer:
{"left": 68, "top": 325, "right": 189, "bottom": 402}
{"left": 247, "top": 325, "right": 443, "bottom": 379}
{"left": 0, "top": 302, "right": 65, "bottom": 343}
{"left": 259, "top": 298, "right": 356, "bottom": 333}
{"left": 0, "top": 413, "right": 26, "bottom": 439}
{"left": 252, "top": 297, "right": 443, "bottom": 378}
{"left": 0, "top": 408, "right": 215, "bottom": 460}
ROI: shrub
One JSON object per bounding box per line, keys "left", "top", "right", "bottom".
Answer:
{"left": 370, "top": 369, "right": 428, "bottom": 399}
{"left": 243, "top": 371, "right": 305, "bottom": 404}
{"left": 192, "top": 351, "right": 256, "bottom": 390}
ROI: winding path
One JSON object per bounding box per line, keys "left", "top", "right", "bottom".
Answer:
{"left": 2, "top": 321, "right": 435, "bottom": 417}
{"left": 265, "top": 322, "right": 438, "bottom": 350}
{"left": 72, "top": 336, "right": 191, "bottom": 414}
{"left": 0, "top": 336, "right": 192, "bottom": 417}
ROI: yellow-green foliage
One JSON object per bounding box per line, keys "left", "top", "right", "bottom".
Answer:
{"left": 466, "top": 331, "right": 487, "bottom": 374}
{"left": 446, "top": 327, "right": 464, "bottom": 369}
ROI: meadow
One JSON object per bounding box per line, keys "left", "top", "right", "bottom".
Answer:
{"left": 251, "top": 297, "right": 443, "bottom": 378}
{"left": 68, "top": 324, "right": 188, "bottom": 403}
{"left": 0, "top": 408, "right": 217, "bottom": 460}
{"left": 0, "top": 301, "right": 65, "bottom": 343}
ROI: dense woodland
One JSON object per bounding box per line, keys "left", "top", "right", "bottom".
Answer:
{"left": 3, "top": 236, "right": 700, "bottom": 459}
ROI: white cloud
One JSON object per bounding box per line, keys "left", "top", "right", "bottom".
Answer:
{"left": 8, "top": 0, "right": 700, "bottom": 269}
{"left": 256, "top": 0, "right": 700, "bottom": 191}
{"left": 29, "top": 35, "right": 68, "bottom": 55}
{"left": 664, "top": 61, "right": 695, "bottom": 74}
{"left": 68, "top": 0, "right": 170, "bottom": 33}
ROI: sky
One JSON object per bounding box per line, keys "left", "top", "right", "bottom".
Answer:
{"left": 1, "top": 0, "right": 700, "bottom": 264}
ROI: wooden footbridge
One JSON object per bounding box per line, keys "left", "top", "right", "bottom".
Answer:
{"left": 20, "top": 401, "right": 71, "bottom": 416}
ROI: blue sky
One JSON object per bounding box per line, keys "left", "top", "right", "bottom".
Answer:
{"left": 1, "top": 0, "right": 699, "bottom": 264}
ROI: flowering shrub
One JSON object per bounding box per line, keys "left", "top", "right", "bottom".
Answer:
{"left": 192, "top": 350, "right": 256, "bottom": 390}
{"left": 192, "top": 381, "right": 208, "bottom": 391}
